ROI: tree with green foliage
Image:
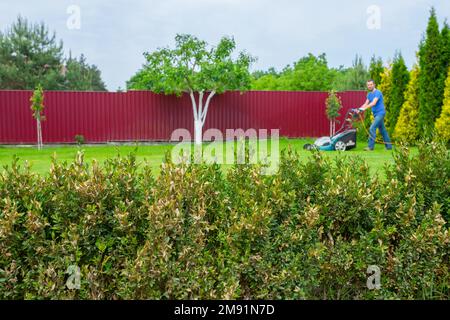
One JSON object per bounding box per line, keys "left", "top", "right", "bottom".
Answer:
{"left": 324, "top": 55, "right": 369, "bottom": 91}
{"left": 252, "top": 54, "right": 373, "bottom": 92}
{"left": 0, "top": 16, "right": 63, "bottom": 89}
{"left": 30, "top": 84, "right": 46, "bottom": 150}
{"left": 0, "top": 16, "right": 106, "bottom": 91}
{"left": 286, "top": 53, "right": 335, "bottom": 91}
{"left": 435, "top": 68, "right": 450, "bottom": 142}
{"left": 394, "top": 65, "right": 420, "bottom": 143}
{"left": 369, "top": 56, "right": 384, "bottom": 88}
{"left": 328, "top": 66, "right": 345, "bottom": 91}
{"left": 252, "top": 53, "right": 337, "bottom": 91}
{"left": 126, "top": 70, "right": 148, "bottom": 91}
{"left": 127, "top": 34, "right": 255, "bottom": 144}
{"left": 441, "top": 22, "right": 450, "bottom": 74}
{"left": 418, "top": 8, "right": 447, "bottom": 136}
{"left": 251, "top": 67, "right": 278, "bottom": 80}
{"left": 339, "top": 55, "right": 369, "bottom": 91}
{"left": 378, "top": 65, "right": 393, "bottom": 115}
{"left": 387, "top": 52, "right": 410, "bottom": 134}
{"left": 62, "top": 54, "right": 107, "bottom": 91}
{"left": 325, "top": 90, "right": 343, "bottom": 136}
{"left": 251, "top": 73, "right": 280, "bottom": 90}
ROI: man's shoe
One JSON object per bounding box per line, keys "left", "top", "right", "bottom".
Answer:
{"left": 364, "top": 147, "right": 374, "bottom": 151}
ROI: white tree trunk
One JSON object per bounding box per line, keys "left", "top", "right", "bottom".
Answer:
{"left": 38, "top": 121, "right": 41, "bottom": 150}
{"left": 194, "top": 120, "right": 202, "bottom": 145}
{"left": 36, "top": 118, "right": 42, "bottom": 150}
{"left": 190, "top": 90, "right": 216, "bottom": 145}
{"left": 39, "top": 120, "right": 42, "bottom": 150}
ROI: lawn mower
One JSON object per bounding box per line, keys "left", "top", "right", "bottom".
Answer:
{"left": 303, "top": 108, "right": 360, "bottom": 151}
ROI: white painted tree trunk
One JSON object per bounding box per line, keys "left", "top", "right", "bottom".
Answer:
{"left": 36, "top": 118, "right": 42, "bottom": 150}
{"left": 330, "top": 120, "right": 336, "bottom": 136}
{"left": 194, "top": 120, "right": 202, "bottom": 145}
{"left": 190, "top": 90, "right": 216, "bottom": 145}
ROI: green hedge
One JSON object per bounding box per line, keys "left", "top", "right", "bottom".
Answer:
{"left": 0, "top": 142, "right": 449, "bottom": 299}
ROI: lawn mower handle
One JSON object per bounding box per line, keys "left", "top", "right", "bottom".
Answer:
{"left": 352, "top": 108, "right": 365, "bottom": 114}
{"left": 349, "top": 108, "right": 363, "bottom": 113}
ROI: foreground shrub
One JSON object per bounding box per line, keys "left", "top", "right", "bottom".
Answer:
{"left": 0, "top": 142, "right": 448, "bottom": 299}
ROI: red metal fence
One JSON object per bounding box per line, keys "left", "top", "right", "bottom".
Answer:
{"left": 0, "top": 90, "right": 366, "bottom": 144}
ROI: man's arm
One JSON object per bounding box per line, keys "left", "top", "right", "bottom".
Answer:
{"left": 359, "top": 99, "right": 370, "bottom": 110}
{"left": 360, "top": 98, "right": 378, "bottom": 111}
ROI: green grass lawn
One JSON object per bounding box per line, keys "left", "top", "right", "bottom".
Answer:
{"left": 0, "top": 138, "right": 414, "bottom": 177}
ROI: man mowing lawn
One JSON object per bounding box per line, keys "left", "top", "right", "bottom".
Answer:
{"left": 357, "top": 79, "right": 392, "bottom": 151}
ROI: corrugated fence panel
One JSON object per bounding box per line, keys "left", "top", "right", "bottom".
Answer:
{"left": 0, "top": 90, "right": 367, "bottom": 144}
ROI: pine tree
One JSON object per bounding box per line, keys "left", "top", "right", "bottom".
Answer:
{"left": 345, "top": 55, "right": 370, "bottom": 90}
{"left": 441, "top": 22, "right": 450, "bottom": 74}
{"left": 418, "top": 8, "right": 447, "bottom": 136}
{"left": 0, "top": 16, "right": 107, "bottom": 91}
{"left": 435, "top": 68, "right": 450, "bottom": 142}
{"left": 388, "top": 52, "right": 410, "bottom": 134}
{"left": 369, "top": 55, "right": 384, "bottom": 86}
{"left": 63, "top": 54, "right": 107, "bottom": 91}
{"left": 0, "top": 16, "right": 63, "bottom": 89}
{"left": 394, "top": 65, "right": 420, "bottom": 143}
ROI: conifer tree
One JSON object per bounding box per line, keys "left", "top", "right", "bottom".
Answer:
{"left": 388, "top": 52, "right": 410, "bottom": 134}
{"left": 394, "top": 65, "right": 420, "bottom": 143}
{"left": 441, "top": 22, "right": 450, "bottom": 73}
{"left": 418, "top": 8, "right": 447, "bottom": 135}
{"left": 369, "top": 55, "right": 384, "bottom": 86}
{"left": 435, "top": 68, "right": 450, "bottom": 142}
{"left": 378, "top": 65, "right": 393, "bottom": 114}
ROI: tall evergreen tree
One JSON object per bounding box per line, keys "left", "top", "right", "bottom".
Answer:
{"left": 0, "top": 16, "right": 107, "bottom": 91}
{"left": 332, "top": 55, "right": 369, "bottom": 91}
{"left": 441, "top": 22, "right": 450, "bottom": 72}
{"left": 63, "top": 54, "right": 106, "bottom": 91}
{"left": 378, "top": 64, "right": 393, "bottom": 114}
{"left": 369, "top": 55, "right": 384, "bottom": 86}
{"left": 394, "top": 65, "right": 420, "bottom": 143}
{"left": 435, "top": 68, "right": 450, "bottom": 142}
{"left": 0, "top": 16, "right": 64, "bottom": 89}
{"left": 344, "top": 55, "right": 369, "bottom": 90}
{"left": 418, "top": 8, "right": 447, "bottom": 135}
{"left": 388, "top": 52, "right": 410, "bottom": 134}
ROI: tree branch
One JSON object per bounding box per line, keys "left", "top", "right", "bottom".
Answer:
{"left": 201, "top": 90, "right": 216, "bottom": 124}
{"left": 189, "top": 90, "right": 198, "bottom": 120}
{"left": 198, "top": 90, "right": 204, "bottom": 122}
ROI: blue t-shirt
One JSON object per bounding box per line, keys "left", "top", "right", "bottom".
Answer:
{"left": 367, "top": 89, "right": 385, "bottom": 116}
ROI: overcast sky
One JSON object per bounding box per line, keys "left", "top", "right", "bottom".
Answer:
{"left": 1, "top": 0, "right": 449, "bottom": 91}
